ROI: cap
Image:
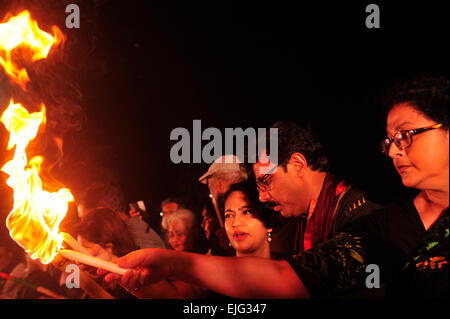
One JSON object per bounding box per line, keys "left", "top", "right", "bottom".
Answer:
{"left": 198, "top": 154, "right": 247, "bottom": 184}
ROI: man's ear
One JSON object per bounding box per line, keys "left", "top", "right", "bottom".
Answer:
{"left": 288, "top": 152, "right": 308, "bottom": 177}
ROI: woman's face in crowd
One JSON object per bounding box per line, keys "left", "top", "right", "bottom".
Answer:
{"left": 168, "top": 220, "right": 189, "bottom": 251}
{"left": 386, "top": 103, "right": 449, "bottom": 191}
{"left": 78, "top": 235, "right": 116, "bottom": 260}
{"left": 224, "top": 191, "right": 271, "bottom": 257}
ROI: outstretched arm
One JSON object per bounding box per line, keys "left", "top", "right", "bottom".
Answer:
{"left": 101, "top": 248, "right": 311, "bottom": 299}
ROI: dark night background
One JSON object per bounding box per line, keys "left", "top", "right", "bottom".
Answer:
{"left": 0, "top": 1, "right": 447, "bottom": 237}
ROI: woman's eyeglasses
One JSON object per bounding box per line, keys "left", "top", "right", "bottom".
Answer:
{"left": 381, "top": 123, "right": 443, "bottom": 155}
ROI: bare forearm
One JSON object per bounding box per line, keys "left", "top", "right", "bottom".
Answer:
{"left": 162, "top": 250, "right": 310, "bottom": 298}
{"left": 134, "top": 279, "right": 206, "bottom": 299}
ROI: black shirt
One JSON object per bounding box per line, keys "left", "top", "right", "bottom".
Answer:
{"left": 287, "top": 200, "right": 449, "bottom": 298}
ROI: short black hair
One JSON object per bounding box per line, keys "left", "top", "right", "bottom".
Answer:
{"left": 258, "top": 121, "right": 329, "bottom": 172}
{"left": 160, "top": 197, "right": 183, "bottom": 209}
{"left": 384, "top": 75, "right": 449, "bottom": 127}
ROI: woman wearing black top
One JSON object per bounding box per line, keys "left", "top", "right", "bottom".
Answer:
{"left": 99, "top": 75, "right": 448, "bottom": 299}
{"left": 378, "top": 75, "right": 449, "bottom": 297}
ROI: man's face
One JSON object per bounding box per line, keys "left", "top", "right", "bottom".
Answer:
{"left": 161, "top": 202, "right": 179, "bottom": 218}
{"left": 253, "top": 151, "right": 306, "bottom": 218}
{"left": 207, "top": 175, "right": 231, "bottom": 200}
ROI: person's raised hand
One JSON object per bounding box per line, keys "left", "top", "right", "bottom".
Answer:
{"left": 129, "top": 208, "right": 143, "bottom": 219}
{"left": 97, "top": 248, "right": 170, "bottom": 292}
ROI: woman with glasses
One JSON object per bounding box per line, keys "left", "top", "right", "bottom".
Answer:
{"left": 375, "top": 75, "right": 449, "bottom": 297}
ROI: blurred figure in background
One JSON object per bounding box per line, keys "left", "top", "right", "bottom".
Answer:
{"left": 0, "top": 235, "right": 25, "bottom": 297}
{"left": 76, "top": 207, "right": 138, "bottom": 258}
{"left": 165, "top": 208, "right": 207, "bottom": 254}
{"left": 70, "top": 207, "right": 138, "bottom": 298}
{"left": 77, "top": 183, "right": 165, "bottom": 249}
{"left": 1, "top": 252, "right": 64, "bottom": 299}
{"left": 160, "top": 197, "right": 183, "bottom": 233}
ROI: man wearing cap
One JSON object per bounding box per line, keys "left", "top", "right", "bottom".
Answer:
{"left": 198, "top": 154, "right": 248, "bottom": 201}
{"left": 198, "top": 154, "right": 247, "bottom": 256}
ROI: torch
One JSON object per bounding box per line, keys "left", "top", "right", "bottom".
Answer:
{"left": 0, "top": 10, "right": 127, "bottom": 290}
{"left": 60, "top": 233, "right": 127, "bottom": 275}
{"left": 209, "top": 194, "right": 224, "bottom": 228}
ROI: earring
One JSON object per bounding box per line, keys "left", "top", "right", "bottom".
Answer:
{"left": 267, "top": 231, "right": 272, "bottom": 243}
{"left": 228, "top": 242, "right": 231, "bottom": 247}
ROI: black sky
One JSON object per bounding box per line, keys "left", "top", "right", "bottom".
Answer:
{"left": 0, "top": 1, "right": 447, "bottom": 226}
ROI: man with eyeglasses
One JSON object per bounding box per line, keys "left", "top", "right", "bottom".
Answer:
{"left": 99, "top": 75, "right": 448, "bottom": 299}
{"left": 253, "top": 121, "right": 382, "bottom": 254}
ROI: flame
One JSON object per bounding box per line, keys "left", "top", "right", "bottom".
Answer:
{"left": 1, "top": 101, "right": 73, "bottom": 264}
{"left": 0, "top": 10, "right": 64, "bottom": 89}
{"left": 0, "top": 11, "right": 72, "bottom": 265}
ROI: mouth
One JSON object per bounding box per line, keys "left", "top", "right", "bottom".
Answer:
{"left": 264, "top": 202, "right": 281, "bottom": 211}
{"left": 395, "top": 165, "right": 412, "bottom": 174}
{"left": 233, "top": 231, "right": 249, "bottom": 242}
{"left": 273, "top": 205, "right": 282, "bottom": 212}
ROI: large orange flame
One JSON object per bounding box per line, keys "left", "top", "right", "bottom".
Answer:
{"left": 1, "top": 11, "right": 72, "bottom": 265}
{"left": 1, "top": 101, "right": 73, "bottom": 264}
{"left": 0, "top": 10, "right": 64, "bottom": 89}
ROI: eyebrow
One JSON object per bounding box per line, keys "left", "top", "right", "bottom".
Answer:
{"left": 387, "top": 121, "right": 416, "bottom": 134}
{"left": 225, "top": 206, "right": 253, "bottom": 213}
{"left": 256, "top": 165, "right": 278, "bottom": 181}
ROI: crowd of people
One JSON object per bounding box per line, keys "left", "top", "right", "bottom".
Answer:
{"left": 0, "top": 74, "right": 448, "bottom": 299}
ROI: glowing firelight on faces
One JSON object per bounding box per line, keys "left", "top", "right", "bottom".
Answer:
{"left": 0, "top": 11, "right": 72, "bottom": 264}
{"left": 0, "top": 10, "right": 64, "bottom": 89}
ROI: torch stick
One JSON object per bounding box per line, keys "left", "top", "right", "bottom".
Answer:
{"left": 210, "top": 195, "right": 224, "bottom": 228}
{"left": 61, "top": 232, "right": 91, "bottom": 255}
{"left": 59, "top": 250, "right": 127, "bottom": 275}
{"left": 0, "top": 271, "right": 67, "bottom": 299}
{"left": 60, "top": 232, "right": 128, "bottom": 275}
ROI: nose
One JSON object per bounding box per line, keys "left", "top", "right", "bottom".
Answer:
{"left": 258, "top": 189, "right": 270, "bottom": 203}
{"left": 388, "top": 141, "right": 403, "bottom": 159}
{"left": 231, "top": 214, "right": 243, "bottom": 228}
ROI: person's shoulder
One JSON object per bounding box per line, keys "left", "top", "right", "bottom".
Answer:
{"left": 383, "top": 199, "right": 415, "bottom": 215}
{"left": 333, "top": 185, "right": 384, "bottom": 231}
{"left": 339, "top": 185, "right": 383, "bottom": 213}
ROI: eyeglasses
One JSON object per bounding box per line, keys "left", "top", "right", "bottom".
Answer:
{"left": 381, "top": 123, "right": 443, "bottom": 155}
{"left": 256, "top": 165, "right": 279, "bottom": 192}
